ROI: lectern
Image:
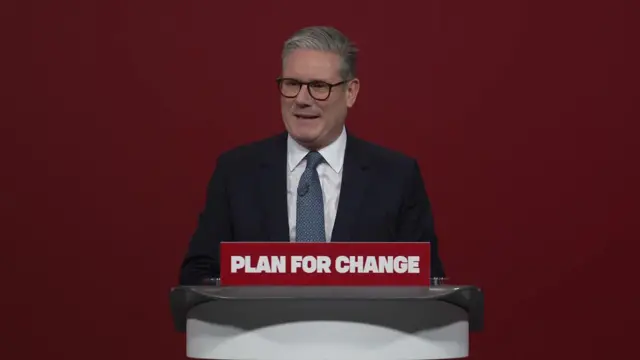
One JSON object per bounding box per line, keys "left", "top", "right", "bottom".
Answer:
{"left": 169, "top": 284, "right": 483, "bottom": 360}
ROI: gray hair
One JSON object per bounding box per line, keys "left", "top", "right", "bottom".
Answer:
{"left": 282, "top": 26, "right": 358, "bottom": 80}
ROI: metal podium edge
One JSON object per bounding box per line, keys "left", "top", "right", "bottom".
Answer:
{"left": 169, "top": 285, "right": 484, "bottom": 333}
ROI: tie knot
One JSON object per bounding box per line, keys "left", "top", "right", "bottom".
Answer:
{"left": 305, "top": 151, "right": 324, "bottom": 170}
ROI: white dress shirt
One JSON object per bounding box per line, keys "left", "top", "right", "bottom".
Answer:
{"left": 287, "top": 127, "right": 347, "bottom": 242}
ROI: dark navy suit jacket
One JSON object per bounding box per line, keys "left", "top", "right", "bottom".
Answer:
{"left": 179, "top": 131, "right": 445, "bottom": 284}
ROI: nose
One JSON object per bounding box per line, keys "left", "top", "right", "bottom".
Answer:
{"left": 294, "top": 84, "right": 314, "bottom": 106}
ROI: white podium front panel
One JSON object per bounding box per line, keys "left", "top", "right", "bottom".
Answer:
{"left": 186, "top": 299, "right": 469, "bottom": 360}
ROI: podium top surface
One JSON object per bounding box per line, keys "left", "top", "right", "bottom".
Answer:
{"left": 169, "top": 285, "right": 484, "bottom": 332}
{"left": 172, "top": 285, "right": 475, "bottom": 299}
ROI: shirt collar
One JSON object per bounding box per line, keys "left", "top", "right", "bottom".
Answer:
{"left": 287, "top": 126, "right": 347, "bottom": 173}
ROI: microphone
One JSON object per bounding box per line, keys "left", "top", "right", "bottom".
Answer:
{"left": 298, "top": 182, "right": 310, "bottom": 197}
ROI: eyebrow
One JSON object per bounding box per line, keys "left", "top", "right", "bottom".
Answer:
{"left": 282, "top": 77, "right": 336, "bottom": 83}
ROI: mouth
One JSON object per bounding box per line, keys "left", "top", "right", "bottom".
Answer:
{"left": 294, "top": 114, "right": 321, "bottom": 120}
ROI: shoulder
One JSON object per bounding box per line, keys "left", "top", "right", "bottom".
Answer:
{"left": 215, "top": 132, "right": 287, "bottom": 169}
{"left": 348, "top": 133, "right": 418, "bottom": 172}
{"left": 347, "top": 133, "right": 429, "bottom": 197}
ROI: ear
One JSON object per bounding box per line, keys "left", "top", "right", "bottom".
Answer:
{"left": 346, "top": 78, "right": 360, "bottom": 108}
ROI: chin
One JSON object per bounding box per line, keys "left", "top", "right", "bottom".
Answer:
{"left": 290, "top": 129, "right": 321, "bottom": 144}
{"left": 287, "top": 121, "right": 321, "bottom": 140}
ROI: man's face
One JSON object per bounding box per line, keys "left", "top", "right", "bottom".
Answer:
{"left": 280, "top": 49, "right": 359, "bottom": 149}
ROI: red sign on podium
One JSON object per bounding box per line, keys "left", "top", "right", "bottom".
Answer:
{"left": 219, "top": 242, "right": 431, "bottom": 286}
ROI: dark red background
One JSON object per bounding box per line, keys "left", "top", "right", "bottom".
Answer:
{"left": 2, "top": 1, "right": 638, "bottom": 359}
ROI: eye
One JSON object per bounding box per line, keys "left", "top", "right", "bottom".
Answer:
{"left": 281, "top": 79, "right": 299, "bottom": 86}
{"left": 310, "top": 82, "right": 330, "bottom": 89}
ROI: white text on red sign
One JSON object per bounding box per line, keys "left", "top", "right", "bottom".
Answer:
{"left": 230, "top": 255, "right": 422, "bottom": 274}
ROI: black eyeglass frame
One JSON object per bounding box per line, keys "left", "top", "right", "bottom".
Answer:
{"left": 276, "top": 77, "right": 350, "bottom": 101}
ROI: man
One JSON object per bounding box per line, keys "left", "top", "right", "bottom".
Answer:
{"left": 179, "top": 26, "right": 445, "bottom": 285}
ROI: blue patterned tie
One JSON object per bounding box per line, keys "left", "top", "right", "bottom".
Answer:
{"left": 296, "top": 151, "right": 326, "bottom": 242}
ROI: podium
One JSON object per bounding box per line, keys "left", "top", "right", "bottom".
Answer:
{"left": 169, "top": 284, "right": 484, "bottom": 360}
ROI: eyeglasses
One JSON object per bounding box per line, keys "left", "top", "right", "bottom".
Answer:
{"left": 276, "top": 77, "right": 349, "bottom": 101}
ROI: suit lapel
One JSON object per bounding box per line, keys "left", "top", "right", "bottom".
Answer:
{"left": 258, "top": 132, "right": 290, "bottom": 242}
{"left": 331, "top": 134, "right": 372, "bottom": 242}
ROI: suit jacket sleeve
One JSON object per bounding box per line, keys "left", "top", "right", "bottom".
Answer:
{"left": 396, "top": 160, "right": 446, "bottom": 278}
{"left": 178, "top": 154, "right": 232, "bottom": 285}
